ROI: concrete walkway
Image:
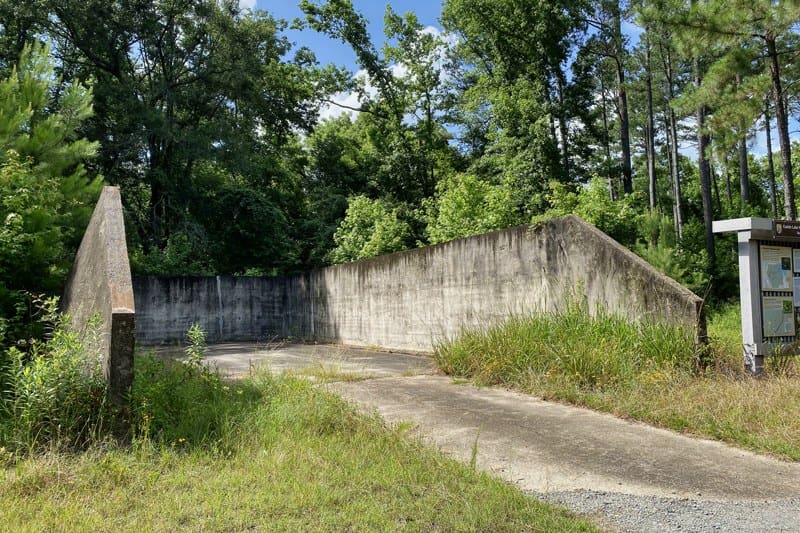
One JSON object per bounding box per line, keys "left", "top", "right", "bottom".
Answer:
{"left": 194, "top": 342, "right": 800, "bottom": 528}
{"left": 165, "top": 342, "right": 434, "bottom": 379}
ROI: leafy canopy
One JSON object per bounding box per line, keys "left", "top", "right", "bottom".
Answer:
{"left": 0, "top": 42, "right": 101, "bottom": 345}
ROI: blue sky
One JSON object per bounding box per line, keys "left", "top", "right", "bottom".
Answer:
{"left": 251, "top": 1, "right": 445, "bottom": 72}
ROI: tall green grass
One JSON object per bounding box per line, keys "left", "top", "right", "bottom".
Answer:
{"left": 1, "top": 317, "right": 596, "bottom": 530}
{"left": 1, "top": 348, "right": 596, "bottom": 531}
{"left": 436, "top": 301, "right": 699, "bottom": 394}
{"left": 435, "top": 302, "right": 800, "bottom": 459}
{"left": 0, "top": 300, "right": 111, "bottom": 454}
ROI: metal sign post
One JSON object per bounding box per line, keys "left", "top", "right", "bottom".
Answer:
{"left": 713, "top": 218, "right": 800, "bottom": 373}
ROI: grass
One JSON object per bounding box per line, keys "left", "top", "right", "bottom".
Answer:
{"left": 435, "top": 302, "right": 800, "bottom": 461}
{"left": 0, "top": 353, "right": 596, "bottom": 532}
{"left": 284, "top": 363, "right": 372, "bottom": 383}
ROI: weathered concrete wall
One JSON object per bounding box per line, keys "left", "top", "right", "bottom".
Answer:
{"left": 134, "top": 216, "right": 705, "bottom": 352}
{"left": 62, "top": 186, "right": 135, "bottom": 406}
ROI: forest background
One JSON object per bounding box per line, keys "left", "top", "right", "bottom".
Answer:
{"left": 1, "top": 0, "right": 800, "bottom": 348}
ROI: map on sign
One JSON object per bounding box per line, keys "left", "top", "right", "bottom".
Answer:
{"left": 763, "top": 296, "right": 796, "bottom": 337}
{"left": 760, "top": 245, "right": 792, "bottom": 291}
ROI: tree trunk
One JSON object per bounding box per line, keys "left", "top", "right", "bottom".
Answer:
{"left": 600, "top": 74, "right": 616, "bottom": 201}
{"left": 611, "top": 4, "right": 632, "bottom": 194}
{"left": 645, "top": 37, "right": 657, "bottom": 212}
{"left": 663, "top": 43, "right": 683, "bottom": 239}
{"left": 555, "top": 71, "right": 571, "bottom": 180}
{"left": 766, "top": 35, "right": 795, "bottom": 219}
{"left": 712, "top": 155, "right": 722, "bottom": 213}
{"left": 697, "top": 98, "right": 716, "bottom": 268}
{"left": 734, "top": 73, "right": 750, "bottom": 209}
{"left": 765, "top": 103, "right": 778, "bottom": 218}
{"left": 616, "top": 59, "right": 632, "bottom": 195}
{"left": 738, "top": 137, "right": 750, "bottom": 208}
{"left": 724, "top": 155, "right": 733, "bottom": 208}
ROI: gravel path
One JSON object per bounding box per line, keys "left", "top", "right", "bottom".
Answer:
{"left": 539, "top": 490, "right": 800, "bottom": 533}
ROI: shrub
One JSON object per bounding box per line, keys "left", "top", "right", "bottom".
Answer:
{"left": 0, "top": 298, "right": 110, "bottom": 454}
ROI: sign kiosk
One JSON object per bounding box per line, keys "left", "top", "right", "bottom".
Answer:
{"left": 713, "top": 218, "right": 800, "bottom": 373}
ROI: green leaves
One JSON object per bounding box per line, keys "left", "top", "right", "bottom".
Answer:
{"left": 327, "top": 195, "right": 412, "bottom": 264}
{"left": 426, "top": 173, "right": 519, "bottom": 245}
{"left": 0, "top": 43, "right": 101, "bottom": 345}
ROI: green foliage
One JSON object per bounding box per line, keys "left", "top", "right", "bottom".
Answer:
{"left": 634, "top": 212, "right": 710, "bottom": 295}
{"left": 130, "top": 352, "right": 258, "bottom": 448}
{"left": 185, "top": 324, "right": 207, "bottom": 367}
{"left": 705, "top": 303, "right": 745, "bottom": 375}
{"left": 130, "top": 231, "right": 213, "bottom": 276}
{"left": 0, "top": 298, "right": 110, "bottom": 454}
{"left": 425, "top": 173, "right": 519, "bottom": 244}
{"left": 536, "top": 177, "right": 643, "bottom": 246}
{"left": 442, "top": 0, "right": 592, "bottom": 201}
{"left": 327, "top": 195, "right": 412, "bottom": 264}
{"left": 301, "top": 115, "right": 377, "bottom": 266}
{"left": 10, "top": 1, "right": 345, "bottom": 275}
{"left": 1, "top": 367, "right": 596, "bottom": 532}
{"left": 129, "top": 322, "right": 258, "bottom": 447}
{"left": 0, "top": 42, "right": 102, "bottom": 345}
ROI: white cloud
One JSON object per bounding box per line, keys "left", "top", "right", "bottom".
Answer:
{"left": 318, "top": 91, "right": 362, "bottom": 122}
{"left": 238, "top": 0, "right": 256, "bottom": 11}
{"left": 316, "top": 28, "right": 458, "bottom": 124}
{"left": 318, "top": 69, "right": 375, "bottom": 122}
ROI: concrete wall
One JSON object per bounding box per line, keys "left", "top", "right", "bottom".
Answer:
{"left": 134, "top": 216, "right": 705, "bottom": 352}
{"left": 62, "top": 186, "right": 135, "bottom": 406}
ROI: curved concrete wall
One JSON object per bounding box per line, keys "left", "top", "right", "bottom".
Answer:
{"left": 62, "top": 186, "right": 135, "bottom": 406}
{"left": 134, "top": 216, "right": 705, "bottom": 352}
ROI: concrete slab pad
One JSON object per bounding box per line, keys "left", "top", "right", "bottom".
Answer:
{"left": 157, "top": 342, "right": 800, "bottom": 506}
{"left": 328, "top": 375, "right": 800, "bottom": 502}
{"left": 153, "top": 342, "right": 436, "bottom": 379}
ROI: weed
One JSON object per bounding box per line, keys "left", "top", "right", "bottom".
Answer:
{"left": 285, "top": 364, "right": 370, "bottom": 383}
{"left": 470, "top": 425, "right": 482, "bottom": 471}
{"left": 185, "top": 323, "right": 206, "bottom": 368}
{"left": 435, "top": 300, "right": 698, "bottom": 392}
{"left": 0, "top": 366, "right": 598, "bottom": 531}
{"left": 436, "top": 302, "right": 800, "bottom": 459}
{"left": 0, "top": 298, "right": 111, "bottom": 454}
{"left": 0, "top": 321, "right": 597, "bottom": 530}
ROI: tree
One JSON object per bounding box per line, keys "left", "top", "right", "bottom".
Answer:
{"left": 9, "top": 0, "right": 344, "bottom": 274}
{"left": 299, "top": 114, "right": 379, "bottom": 267}
{"left": 425, "top": 173, "right": 518, "bottom": 244}
{"left": 327, "top": 195, "right": 412, "bottom": 264}
{"left": 585, "top": 0, "right": 634, "bottom": 194}
{"left": 302, "top": 2, "right": 459, "bottom": 206}
{"left": 0, "top": 43, "right": 102, "bottom": 344}
{"left": 441, "top": 0, "right": 591, "bottom": 216}
{"left": 651, "top": 0, "right": 800, "bottom": 219}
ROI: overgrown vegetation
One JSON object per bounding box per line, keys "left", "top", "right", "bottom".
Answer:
{"left": 0, "top": 324, "right": 595, "bottom": 531}
{"left": 0, "top": 43, "right": 101, "bottom": 347}
{"left": 0, "top": 298, "right": 110, "bottom": 455}
{"left": 435, "top": 303, "right": 800, "bottom": 460}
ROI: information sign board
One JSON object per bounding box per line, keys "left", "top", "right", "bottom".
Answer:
{"left": 760, "top": 245, "right": 792, "bottom": 291}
